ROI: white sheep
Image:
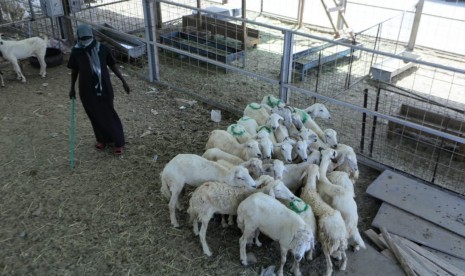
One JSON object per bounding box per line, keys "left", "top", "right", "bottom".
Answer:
{"left": 216, "top": 158, "right": 264, "bottom": 180}
{"left": 187, "top": 175, "right": 296, "bottom": 256}
{"left": 263, "top": 159, "right": 285, "bottom": 180}
{"left": 261, "top": 94, "right": 286, "bottom": 109}
{"left": 300, "top": 164, "right": 348, "bottom": 276}
{"left": 272, "top": 138, "right": 294, "bottom": 164}
{"left": 280, "top": 160, "right": 313, "bottom": 192}
{"left": 205, "top": 130, "right": 262, "bottom": 160}
{"left": 272, "top": 119, "right": 289, "bottom": 143}
{"left": 0, "top": 35, "right": 47, "bottom": 83}
{"left": 227, "top": 124, "right": 253, "bottom": 143}
{"left": 327, "top": 143, "right": 359, "bottom": 184}
{"left": 237, "top": 116, "right": 259, "bottom": 135}
{"left": 291, "top": 139, "right": 309, "bottom": 163}
{"left": 309, "top": 128, "right": 339, "bottom": 151}
{"left": 202, "top": 148, "right": 245, "bottom": 165}
{"left": 318, "top": 149, "right": 366, "bottom": 251}
{"left": 237, "top": 192, "right": 314, "bottom": 276}
{"left": 244, "top": 103, "right": 271, "bottom": 126}
{"left": 280, "top": 197, "right": 317, "bottom": 261}
{"left": 293, "top": 107, "right": 325, "bottom": 139}
{"left": 304, "top": 103, "right": 331, "bottom": 120}
{"left": 255, "top": 129, "right": 274, "bottom": 160}
{"left": 160, "top": 154, "right": 256, "bottom": 228}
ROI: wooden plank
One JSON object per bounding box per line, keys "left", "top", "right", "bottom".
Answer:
{"left": 394, "top": 235, "right": 465, "bottom": 276}
{"left": 367, "top": 170, "right": 465, "bottom": 238}
{"left": 380, "top": 227, "right": 417, "bottom": 276}
{"left": 393, "top": 237, "right": 452, "bottom": 276}
{"left": 423, "top": 247, "right": 465, "bottom": 272}
{"left": 364, "top": 229, "right": 387, "bottom": 250}
{"left": 381, "top": 249, "right": 398, "bottom": 263}
{"left": 335, "top": 243, "right": 404, "bottom": 276}
{"left": 372, "top": 203, "right": 465, "bottom": 260}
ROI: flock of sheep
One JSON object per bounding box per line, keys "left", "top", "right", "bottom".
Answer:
{"left": 160, "top": 95, "right": 365, "bottom": 276}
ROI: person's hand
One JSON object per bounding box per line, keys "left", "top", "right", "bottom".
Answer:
{"left": 69, "top": 88, "right": 76, "bottom": 99}
{"left": 122, "top": 81, "right": 130, "bottom": 94}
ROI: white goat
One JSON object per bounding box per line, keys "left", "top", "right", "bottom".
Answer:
{"left": 237, "top": 192, "right": 314, "bottom": 276}
{"left": 318, "top": 149, "right": 366, "bottom": 251}
{"left": 187, "top": 175, "right": 296, "bottom": 256}
{"left": 244, "top": 103, "right": 270, "bottom": 126}
{"left": 300, "top": 164, "right": 348, "bottom": 276}
{"left": 205, "top": 130, "right": 262, "bottom": 160}
{"left": 160, "top": 154, "right": 256, "bottom": 228}
{"left": 0, "top": 34, "right": 47, "bottom": 83}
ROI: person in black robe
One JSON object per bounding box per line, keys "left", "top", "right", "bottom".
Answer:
{"left": 68, "top": 24, "right": 130, "bottom": 155}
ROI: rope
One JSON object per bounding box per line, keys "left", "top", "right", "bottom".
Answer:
{"left": 70, "top": 98, "right": 75, "bottom": 170}
{"left": 289, "top": 198, "right": 308, "bottom": 214}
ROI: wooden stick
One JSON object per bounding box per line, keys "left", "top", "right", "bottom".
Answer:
{"left": 393, "top": 234, "right": 465, "bottom": 276}
{"left": 364, "top": 229, "right": 387, "bottom": 250}
{"left": 380, "top": 227, "right": 417, "bottom": 276}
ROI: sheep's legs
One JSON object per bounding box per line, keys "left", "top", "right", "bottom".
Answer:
{"left": 199, "top": 217, "right": 213, "bottom": 256}
{"left": 37, "top": 56, "right": 47, "bottom": 78}
{"left": 168, "top": 188, "right": 182, "bottom": 228}
{"left": 339, "top": 249, "right": 347, "bottom": 271}
{"left": 292, "top": 258, "right": 302, "bottom": 276}
{"left": 253, "top": 229, "right": 262, "bottom": 247}
{"left": 10, "top": 60, "right": 26, "bottom": 82}
{"left": 277, "top": 247, "right": 287, "bottom": 276}
{"left": 323, "top": 249, "right": 333, "bottom": 276}
{"left": 239, "top": 228, "right": 255, "bottom": 266}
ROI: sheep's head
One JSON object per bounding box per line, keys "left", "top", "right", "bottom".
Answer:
{"left": 323, "top": 129, "right": 338, "bottom": 149}
{"left": 244, "top": 140, "right": 262, "bottom": 159}
{"left": 321, "top": 148, "right": 337, "bottom": 162}
{"left": 231, "top": 166, "right": 256, "bottom": 188}
{"left": 308, "top": 103, "right": 331, "bottom": 120}
{"left": 294, "top": 140, "right": 308, "bottom": 162}
{"left": 243, "top": 158, "right": 264, "bottom": 179}
{"left": 258, "top": 136, "right": 273, "bottom": 160}
{"left": 290, "top": 229, "right": 314, "bottom": 262}
{"left": 269, "top": 180, "right": 295, "bottom": 201}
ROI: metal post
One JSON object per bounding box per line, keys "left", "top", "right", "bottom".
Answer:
{"left": 297, "top": 0, "right": 305, "bottom": 28}
{"left": 369, "top": 86, "right": 381, "bottom": 156}
{"left": 242, "top": 0, "right": 247, "bottom": 51}
{"left": 360, "top": 88, "right": 368, "bottom": 153}
{"left": 407, "top": 0, "right": 424, "bottom": 51}
{"left": 279, "top": 30, "right": 294, "bottom": 103}
{"left": 336, "top": 0, "right": 346, "bottom": 31}
{"left": 155, "top": 1, "right": 162, "bottom": 29}
{"left": 143, "top": 0, "right": 160, "bottom": 82}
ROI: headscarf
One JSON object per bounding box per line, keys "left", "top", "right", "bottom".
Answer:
{"left": 73, "top": 24, "right": 103, "bottom": 96}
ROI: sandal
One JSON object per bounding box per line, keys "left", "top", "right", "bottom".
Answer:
{"left": 114, "top": 146, "right": 125, "bottom": 156}
{"left": 95, "top": 142, "right": 106, "bottom": 151}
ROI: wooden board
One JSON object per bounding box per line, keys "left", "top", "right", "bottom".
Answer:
{"left": 334, "top": 243, "right": 404, "bottom": 275}
{"left": 372, "top": 203, "right": 465, "bottom": 260}
{"left": 366, "top": 170, "right": 465, "bottom": 238}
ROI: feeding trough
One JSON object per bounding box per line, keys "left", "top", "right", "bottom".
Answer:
{"left": 371, "top": 50, "right": 422, "bottom": 83}
{"left": 159, "top": 31, "right": 245, "bottom": 67}
{"left": 292, "top": 38, "right": 363, "bottom": 81}
{"left": 92, "top": 23, "right": 146, "bottom": 59}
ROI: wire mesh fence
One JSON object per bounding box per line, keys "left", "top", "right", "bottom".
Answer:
{"left": 4, "top": 0, "right": 462, "bottom": 194}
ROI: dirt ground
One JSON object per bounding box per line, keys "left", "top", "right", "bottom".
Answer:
{"left": 0, "top": 56, "right": 382, "bottom": 275}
